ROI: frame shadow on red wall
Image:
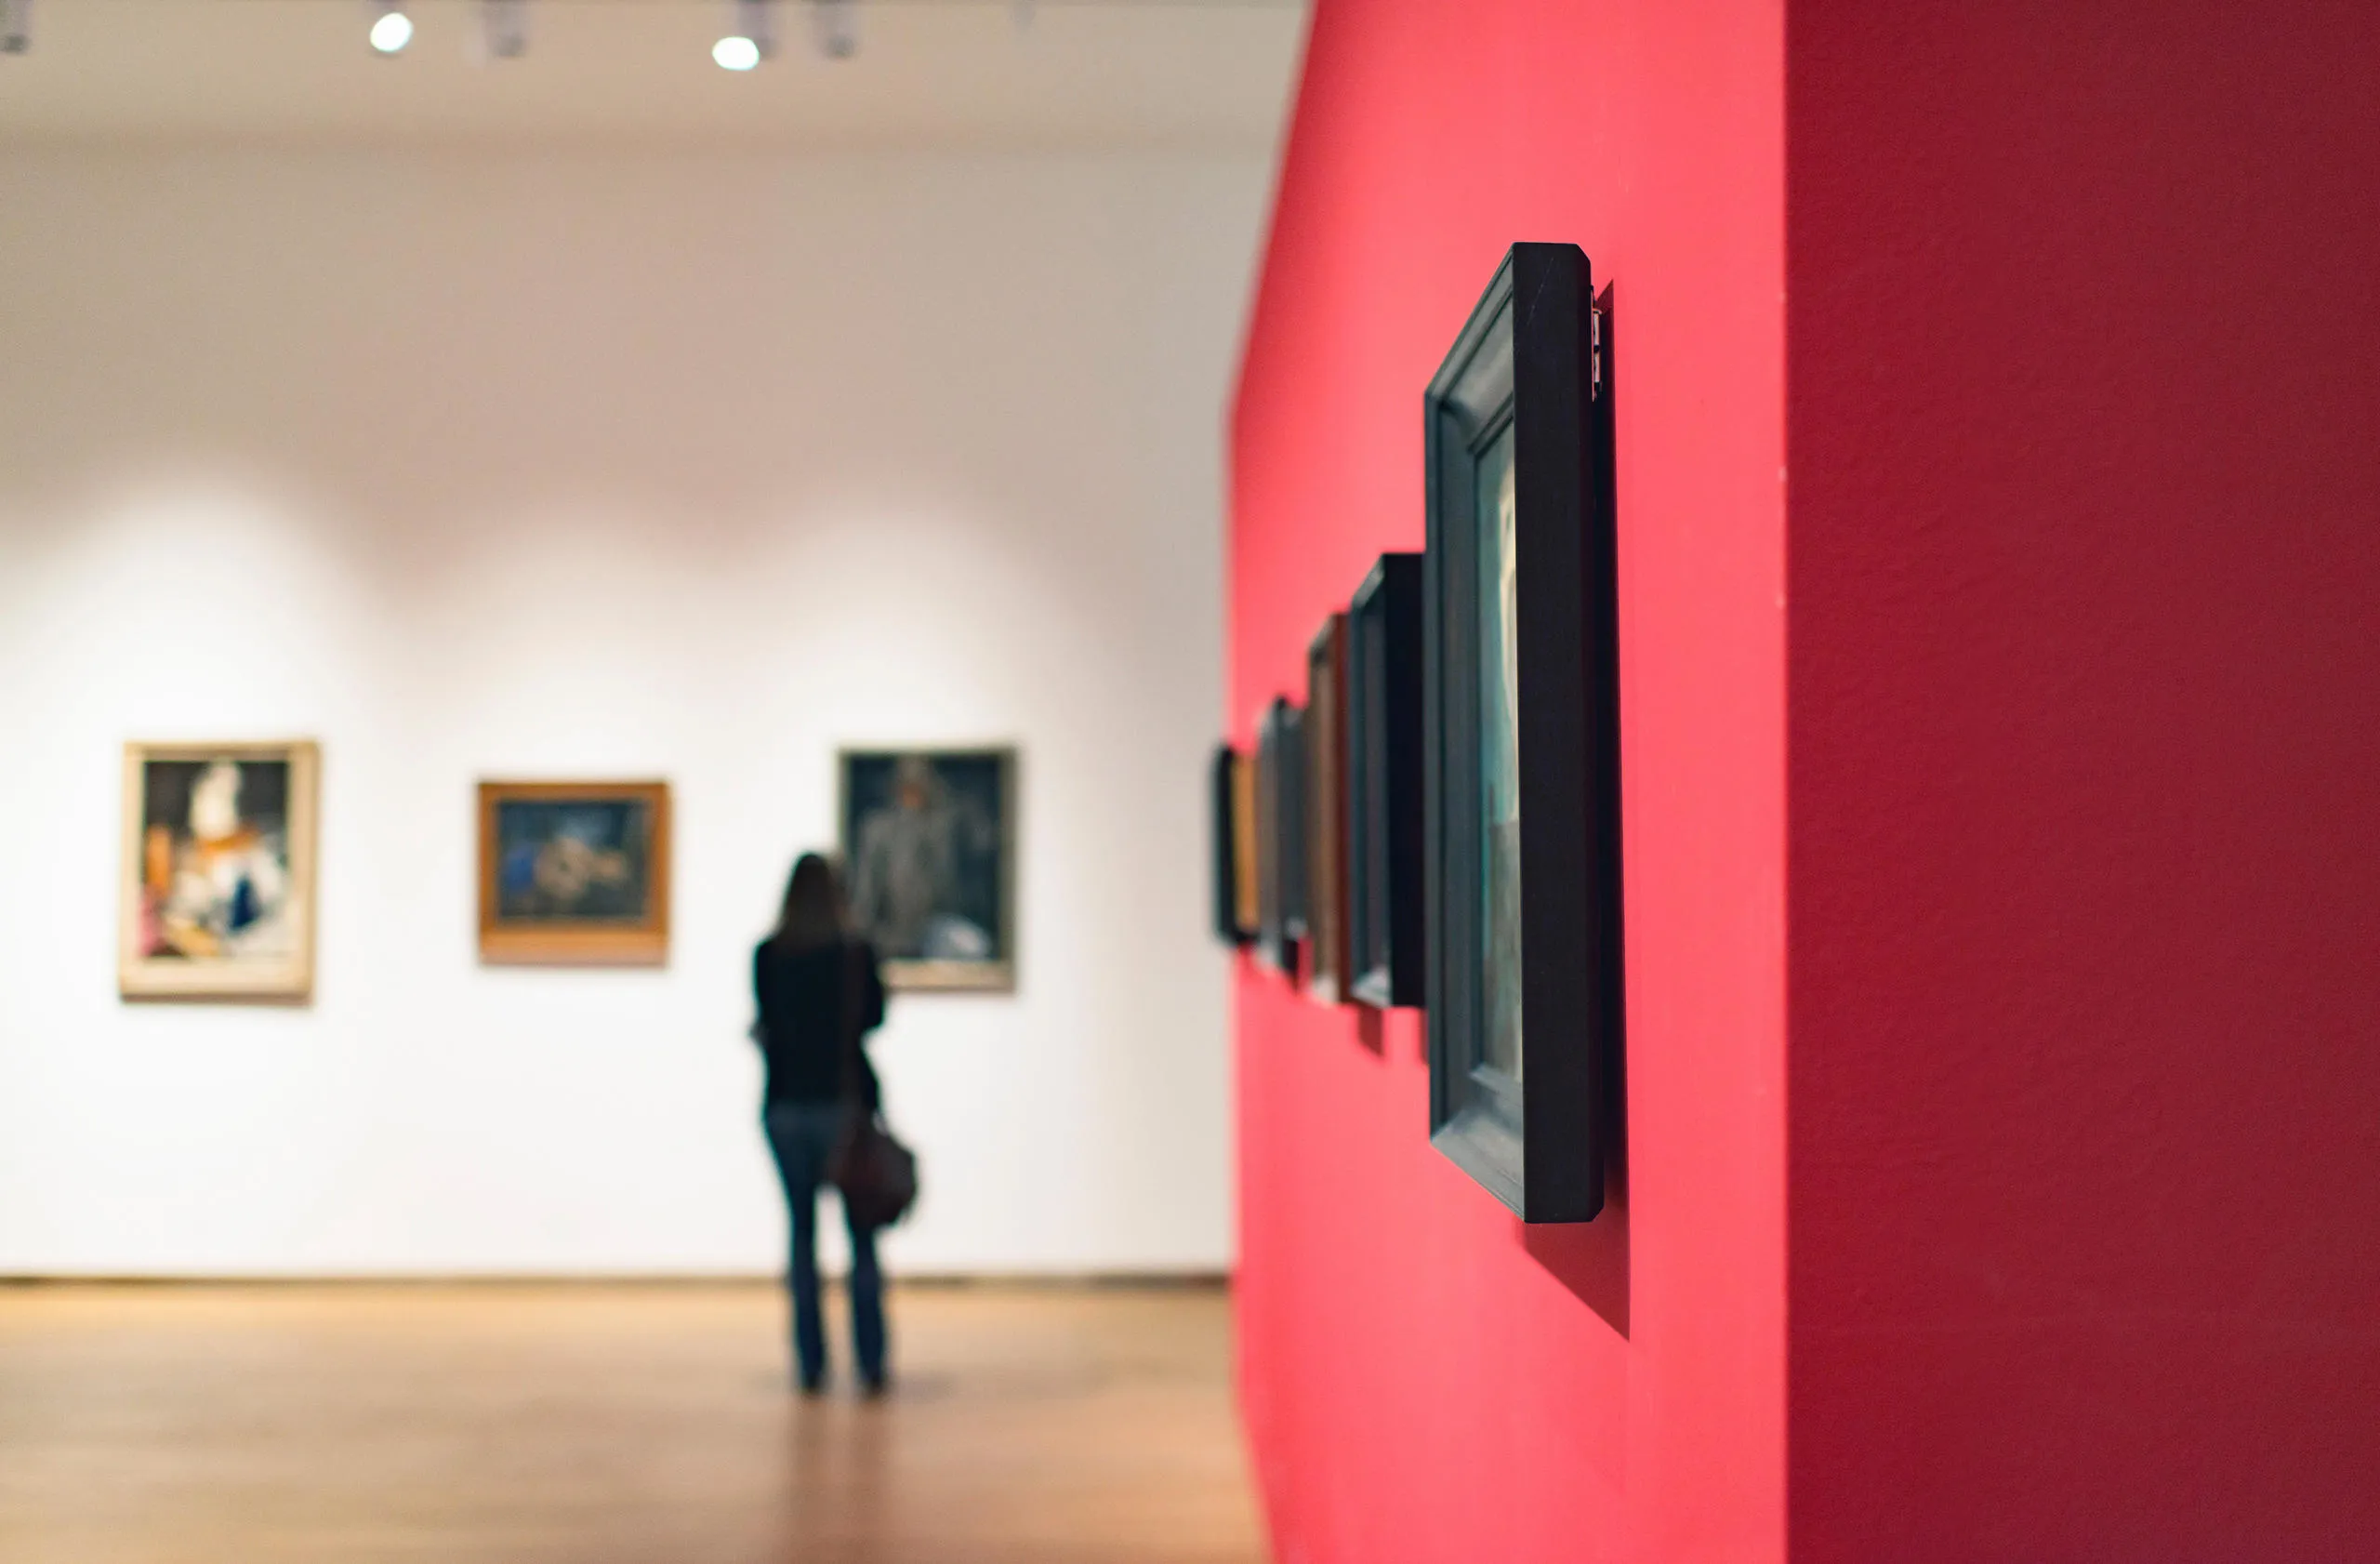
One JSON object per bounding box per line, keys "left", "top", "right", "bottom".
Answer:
{"left": 1514, "top": 278, "right": 1628, "bottom": 1339}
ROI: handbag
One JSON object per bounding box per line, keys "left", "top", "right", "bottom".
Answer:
{"left": 826, "top": 942, "right": 919, "bottom": 1230}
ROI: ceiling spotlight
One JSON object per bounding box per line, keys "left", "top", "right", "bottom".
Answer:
{"left": 480, "top": 0, "right": 528, "bottom": 61}
{"left": 1, "top": 0, "right": 30, "bottom": 57}
{"left": 369, "top": 4, "right": 414, "bottom": 56}
{"left": 811, "top": 0, "right": 856, "bottom": 61}
{"left": 715, "top": 0, "right": 775, "bottom": 70}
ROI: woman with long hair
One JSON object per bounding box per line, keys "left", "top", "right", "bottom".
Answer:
{"left": 752, "top": 852, "right": 891, "bottom": 1394}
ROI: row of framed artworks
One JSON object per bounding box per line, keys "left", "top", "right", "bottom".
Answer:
{"left": 1208, "top": 553, "right": 1425, "bottom": 1008}
{"left": 118, "top": 742, "right": 1019, "bottom": 1001}
{"left": 1211, "top": 243, "right": 1623, "bottom": 1226}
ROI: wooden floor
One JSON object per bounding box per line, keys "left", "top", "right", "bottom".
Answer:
{"left": 0, "top": 1282, "right": 1267, "bottom": 1564}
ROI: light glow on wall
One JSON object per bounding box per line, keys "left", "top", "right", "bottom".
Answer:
{"left": 369, "top": 7, "right": 414, "bottom": 56}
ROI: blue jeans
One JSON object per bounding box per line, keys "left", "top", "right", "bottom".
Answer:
{"left": 762, "top": 1102, "right": 886, "bottom": 1386}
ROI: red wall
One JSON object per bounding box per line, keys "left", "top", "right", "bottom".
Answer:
{"left": 1241, "top": 1, "right": 2380, "bottom": 1558}
{"left": 1786, "top": 5, "right": 2380, "bottom": 1559}
{"left": 1230, "top": 2, "right": 1786, "bottom": 1560}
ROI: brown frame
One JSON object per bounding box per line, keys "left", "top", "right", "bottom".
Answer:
{"left": 477, "top": 779, "right": 671, "bottom": 966}
{"left": 1232, "top": 749, "right": 1261, "bottom": 938}
{"left": 1306, "top": 613, "right": 1352, "bottom": 1002}
{"left": 119, "top": 739, "right": 320, "bottom": 1002}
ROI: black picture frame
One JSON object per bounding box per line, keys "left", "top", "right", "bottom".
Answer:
{"left": 1210, "top": 745, "right": 1254, "bottom": 946}
{"left": 1255, "top": 696, "right": 1308, "bottom": 977}
{"left": 1423, "top": 243, "right": 1620, "bottom": 1224}
{"left": 1305, "top": 615, "right": 1352, "bottom": 1003}
{"left": 1347, "top": 552, "right": 1424, "bottom": 1008}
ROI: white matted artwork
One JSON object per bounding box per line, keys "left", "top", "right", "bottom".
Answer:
{"left": 118, "top": 741, "right": 320, "bottom": 1002}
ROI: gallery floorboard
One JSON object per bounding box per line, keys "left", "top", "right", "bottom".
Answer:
{"left": 0, "top": 1281, "right": 1266, "bottom": 1564}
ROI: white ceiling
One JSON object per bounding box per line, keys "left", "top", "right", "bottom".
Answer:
{"left": 0, "top": 0, "right": 1306, "bottom": 150}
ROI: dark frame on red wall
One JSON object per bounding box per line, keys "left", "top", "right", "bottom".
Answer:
{"left": 1422, "top": 242, "right": 1620, "bottom": 1223}
{"left": 1347, "top": 552, "right": 1425, "bottom": 1009}
{"left": 1305, "top": 615, "right": 1352, "bottom": 1002}
{"left": 1210, "top": 744, "right": 1255, "bottom": 947}
{"left": 1255, "top": 696, "right": 1309, "bottom": 977}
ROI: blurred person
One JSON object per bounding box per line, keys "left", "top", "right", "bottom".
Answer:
{"left": 752, "top": 854, "right": 891, "bottom": 1395}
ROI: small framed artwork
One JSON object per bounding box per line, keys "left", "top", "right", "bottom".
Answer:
{"left": 1348, "top": 552, "right": 1425, "bottom": 1008}
{"left": 1232, "top": 747, "right": 1260, "bottom": 940}
{"left": 478, "top": 780, "right": 671, "bottom": 965}
{"left": 1423, "top": 242, "right": 1620, "bottom": 1223}
{"left": 120, "top": 740, "right": 320, "bottom": 1001}
{"left": 1253, "top": 697, "right": 1307, "bottom": 977}
{"left": 840, "top": 748, "right": 1017, "bottom": 992}
{"left": 1210, "top": 745, "right": 1258, "bottom": 946}
{"left": 1304, "top": 614, "right": 1352, "bottom": 1002}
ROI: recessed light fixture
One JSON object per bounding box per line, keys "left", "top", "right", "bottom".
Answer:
{"left": 369, "top": 4, "right": 414, "bottom": 56}
{"left": 1, "top": 0, "right": 31, "bottom": 57}
{"left": 715, "top": 0, "right": 775, "bottom": 71}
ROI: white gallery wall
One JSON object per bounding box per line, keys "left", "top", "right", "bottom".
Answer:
{"left": 0, "top": 148, "right": 1265, "bottom": 1275}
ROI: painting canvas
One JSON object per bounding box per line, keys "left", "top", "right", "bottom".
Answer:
{"left": 120, "top": 741, "right": 319, "bottom": 1001}
{"left": 839, "top": 748, "right": 1017, "bottom": 992}
{"left": 1254, "top": 698, "right": 1306, "bottom": 978}
{"left": 478, "top": 780, "right": 670, "bottom": 965}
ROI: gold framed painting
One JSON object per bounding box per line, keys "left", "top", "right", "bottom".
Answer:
{"left": 477, "top": 780, "right": 671, "bottom": 966}
{"left": 120, "top": 740, "right": 321, "bottom": 1002}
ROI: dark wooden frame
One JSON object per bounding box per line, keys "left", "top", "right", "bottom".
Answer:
{"left": 1210, "top": 744, "right": 1255, "bottom": 946}
{"left": 1304, "top": 615, "right": 1352, "bottom": 1002}
{"left": 1231, "top": 749, "right": 1259, "bottom": 941}
{"left": 477, "top": 779, "right": 672, "bottom": 966}
{"left": 1347, "top": 553, "right": 1425, "bottom": 1009}
{"left": 1423, "top": 243, "right": 1620, "bottom": 1223}
{"left": 1254, "top": 696, "right": 1307, "bottom": 977}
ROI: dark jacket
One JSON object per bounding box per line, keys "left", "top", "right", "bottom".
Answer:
{"left": 752, "top": 937, "right": 887, "bottom": 1110}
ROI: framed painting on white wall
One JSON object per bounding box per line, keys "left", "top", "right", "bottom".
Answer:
{"left": 838, "top": 748, "right": 1017, "bottom": 992}
{"left": 118, "top": 740, "right": 320, "bottom": 1002}
{"left": 477, "top": 779, "right": 672, "bottom": 966}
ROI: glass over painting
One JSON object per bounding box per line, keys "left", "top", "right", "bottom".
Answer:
{"left": 1475, "top": 421, "right": 1523, "bottom": 1082}
{"left": 137, "top": 758, "right": 297, "bottom": 963}
{"left": 492, "top": 799, "right": 654, "bottom": 923}
{"left": 843, "top": 752, "right": 1008, "bottom": 965}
